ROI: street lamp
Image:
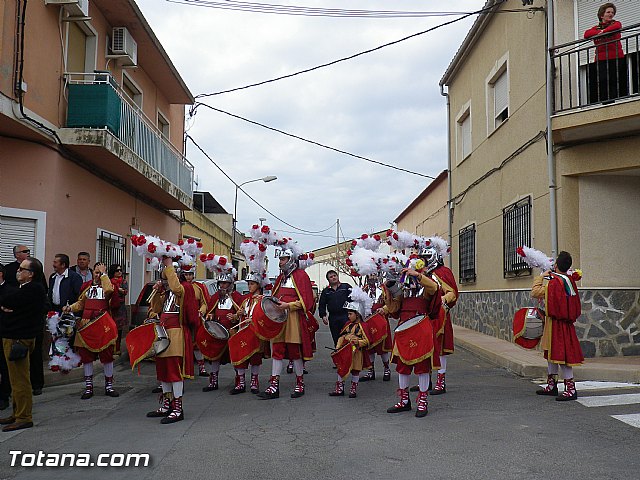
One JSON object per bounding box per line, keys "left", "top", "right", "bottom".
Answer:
{"left": 259, "top": 217, "right": 267, "bottom": 226}
{"left": 233, "top": 176, "right": 277, "bottom": 257}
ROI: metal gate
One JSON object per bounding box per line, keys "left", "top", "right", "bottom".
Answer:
{"left": 97, "top": 231, "right": 126, "bottom": 269}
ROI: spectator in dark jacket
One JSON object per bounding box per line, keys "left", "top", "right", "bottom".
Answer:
{"left": 0, "top": 264, "right": 18, "bottom": 410}
{"left": 0, "top": 257, "right": 47, "bottom": 432}
{"left": 318, "top": 270, "right": 352, "bottom": 346}
{"left": 4, "top": 245, "right": 31, "bottom": 288}
{"left": 48, "top": 254, "right": 82, "bottom": 312}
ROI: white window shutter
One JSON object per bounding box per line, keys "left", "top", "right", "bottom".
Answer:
{"left": 461, "top": 114, "right": 471, "bottom": 158}
{"left": 494, "top": 70, "right": 509, "bottom": 118}
{"left": 0, "top": 216, "right": 37, "bottom": 264}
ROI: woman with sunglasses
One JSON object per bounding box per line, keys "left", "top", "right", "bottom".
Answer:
{"left": 108, "top": 264, "right": 128, "bottom": 355}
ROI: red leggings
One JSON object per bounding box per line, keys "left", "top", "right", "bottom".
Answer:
{"left": 394, "top": 358, "right": 430, "bottom": 375}
{"left": 77, "top": 345, "right": 114, "bottom": 365}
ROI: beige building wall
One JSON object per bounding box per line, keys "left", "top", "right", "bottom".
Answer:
{"left": 182, "top": 210, "right": 232, "bottom": 279}
{"left": 395, "top": 171, "right": 448, "bottom": 239}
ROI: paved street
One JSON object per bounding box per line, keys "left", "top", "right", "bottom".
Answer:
{"left": 1, "top": 329, "right": 640, "bottom": 480}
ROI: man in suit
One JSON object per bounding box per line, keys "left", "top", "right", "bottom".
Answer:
{"left": 48, "top": 254, "right": 83, "bottom": 313}
{"left": 0, "top": 264, "right": 18, "bottom": 410}
{"left": 0, "top": 256, "right": 47, "bottom": 431}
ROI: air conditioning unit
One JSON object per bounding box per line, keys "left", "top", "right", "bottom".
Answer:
{"left": 44, "top": 0, "right": 89, "bottom": 17}
{"left": 111, "top": 27, "right": 138, "bottom": 66}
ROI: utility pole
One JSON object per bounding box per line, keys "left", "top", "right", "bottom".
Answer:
{"left": 335, "top": 218, "right": 340, "bottom": 269}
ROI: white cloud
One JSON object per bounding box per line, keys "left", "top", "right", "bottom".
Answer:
{"left": 137, "top": 0, "right": 484, "bottom": 250}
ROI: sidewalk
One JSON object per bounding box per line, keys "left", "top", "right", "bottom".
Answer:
{"left": 454, "top": 325, "right": 640, "bottom": 383}
{"left": 42, "top": 351, "right": 130, "bottom": 388}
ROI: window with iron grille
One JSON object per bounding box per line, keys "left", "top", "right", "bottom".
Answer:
{"left": 97, "top": 230, "right": 126, "bottom": 270}
{"left": 503, "top": 197, "right": 532, "bottom": 277}
{"left": 458, "top": 224, "right": 476, "bottom": 284}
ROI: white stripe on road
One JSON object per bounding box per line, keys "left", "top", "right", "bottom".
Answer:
{"left": 611, "top": 414, "right": 640, "bottom": 429}
{"left": 577, "top": 393, "right": 640, "bottom": 407}
{"left": 536, "top": 381, "right": 640, "bottom": 392}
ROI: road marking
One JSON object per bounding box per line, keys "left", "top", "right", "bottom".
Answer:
{"left": 536, "top": 381, "right": 640, "bottom": 392}
{"left": 611, "top": 414, "right": 640, "bottom": 429}
{"left": 577, "top": 393, "right": 640, "bottom": 407}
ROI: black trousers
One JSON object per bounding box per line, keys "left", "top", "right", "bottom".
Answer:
{"left": 329, "top": 315, "right": 348, "bottom": 347}
{"left": 29, "top": 326, "right": 45, "bottom": 391}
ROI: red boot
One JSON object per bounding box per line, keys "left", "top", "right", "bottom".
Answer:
{"left": 431, "top": 373, "right": 446, "bottom": 395}
{"left": 230, "top": 373, "right": 246, "bottom": 395}
{"left": 291, "top": 375, "right": 305, "bottom": 398}
{"left": 147, "top": 393, "right": 172, "bottom": 417}
{"left": 329, "top": 381, "right": 344, "bottom": 397}
{"left": 202, "top": 372, "right": 218, "bottom": 392}
{"left": 556, "top": 378, "right": 578, "bottom": 401}
{"left": 161, "top": 397, "right": 184, "bottom": 424}
{"left": 387, "top": 388, "right": 411, "bottom": 413}
{"left": 360, "top": 368, "right": 375, "bottom": 382}
{"left": 250, "top": 374, "right": 260, "bottom": 394}
{"left": 257, "top": 375, "right": 279, "bottom": 399}
{"left": 536, "top": 374, "right": 559, "bottom": 396}
{"left": 415, "top": 390, "right": 429, "bottom": 418}
{"left": 349, "top": 381, "right": 358, "bottom": 398}
{"left": 197, "top": 359, "right": 208, "bottom": 377}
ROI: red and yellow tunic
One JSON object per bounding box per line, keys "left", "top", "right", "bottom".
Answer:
{"left": 149, "top": 266, "right": 199, "bottom": 381}
{"left": 432, "top": 265, "right": 458, "bottom": 355}
{"left": 271, "top": 268, "right": 318, "bottom": 361}
{"left": 531, "top": 272, "right": 583, "bottom": 366}
{"left": 335, "top": 321, "right": 370, "bottom": 375}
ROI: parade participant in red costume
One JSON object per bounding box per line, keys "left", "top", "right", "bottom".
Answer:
{"left": 182, "top": 263, "right": 210, "bottom": 377}
{"left": 381, "top": 233, "right": 442, "bottom": 418}
{"left": 201, "top": 268, "right": 243, "bottom": 392}
{"left": 414, "top": 237, "right": 457, "bottom": 396}
{"left": 360, "top": 283, "right": 392, "bottom": 383}
{"left": 65, "top": 262, "right": 119, "bottom": 400}
{"left": 258, "top": 245, "right": 317, "bottom": 400}
{"left": 531, "top": 251, "right": 584, "bottom": 401}
{"left": 328, "top": 287, "right": 371, "bottom": 398}
{"left": 146, "top": 257, "right": 199, "bottom": 424}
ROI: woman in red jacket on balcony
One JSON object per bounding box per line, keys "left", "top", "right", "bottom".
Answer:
{"left": 584, "top": 3, "right": 628, "bottom": 103}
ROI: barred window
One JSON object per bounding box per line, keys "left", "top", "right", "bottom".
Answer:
{"left": 458, "top": 224, "right": 476, "bottom": 284}
{"left": 503, "top": 197, "right": 532, "bottom": 277}
{"left": 97, "top": 230, "right": 126, "bottom": 270}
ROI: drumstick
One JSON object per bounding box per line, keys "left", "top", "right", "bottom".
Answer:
{"left": 324, "top": 346, "right": 338, "bottom": 352}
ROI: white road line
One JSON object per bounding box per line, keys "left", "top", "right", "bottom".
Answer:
{"left": 535, "top": 381, "right": 640, "bottom": 392}
{"left": 577, "top": 393, "right": 640, "bottom": 407}
{"left": 611, "top": 414, "right": 640, "bottom": 429}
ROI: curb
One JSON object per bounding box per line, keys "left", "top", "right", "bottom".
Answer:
{"left": 43, "top": 351, "right": 130, "bottom": 388}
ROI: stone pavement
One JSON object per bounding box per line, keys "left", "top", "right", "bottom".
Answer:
{"left": 454, "top": 325, "right": 640, "bottom": 383}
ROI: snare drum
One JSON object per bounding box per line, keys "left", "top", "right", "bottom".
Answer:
{"left": 363, "top": 312, "right": 388, "bottom": 348}
{"left": 74, "top": 312, "right": 118, "bottom": 352}
{"left": 252, "top": 297, "right": 288, "bottom": 340}
{"left": 196, "top": 321, "right": 229, "bottom": 361}
{"left": 392, "top": 315, "right": 434, "bottom": 365}
{"left": 126, "top": 322, "right": 170, "bottom": 369}
{"left": 513, "top": 307, "right": 544, "bottom": 349}
{"left": 228, "top": 324, "right": 261, "bottom": 366}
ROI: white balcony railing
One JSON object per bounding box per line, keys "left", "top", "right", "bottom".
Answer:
{"left": 64, "top": 72, "right": 194, "bottom": 198}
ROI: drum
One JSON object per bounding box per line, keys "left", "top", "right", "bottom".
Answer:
{"left": 204, "top": 320, "right": 230, "bottom": 340}
{"left": 126, "top": 322, "right": 171, "bottom": 369}
{"left": 252, "top": 296, "right": 288, "bottom": 340}
{"left": 196, "top": 322, "right": 229, "bottom": 361}
{"left": 392, "top": 315, "right": 434, "bottom": 365}
{"left": 363, "top": 312, "right": 388, "bottom": 348}
{"left": 331, "top": 343, "right": 354, "bottom": 379}
{"left": 75, "top": 312, "right": 118, "bottom": 352}
{"left": 513, "top": 307, "right": 544, "bottom": 349}
{"left": 228, "top": 322, "right": 261, "bottom": 366}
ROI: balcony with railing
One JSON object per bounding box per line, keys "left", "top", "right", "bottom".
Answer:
{"left": 58, "top": 72, "right": 193, "bottom": 209}
{"left": 550, "top": 22, "right": 640, "bottom": 145}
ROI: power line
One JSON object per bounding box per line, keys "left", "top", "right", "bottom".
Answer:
{"left": 168, "top": 0, "right": 532, "bottom": 19}
{"left": 186, "top": 134, "right": 338, "bottom": 234}
{"left": 192, "top": 102, "right": 438, "bottom": 179}
{"left": 194, "top": 0, "right": 508, "bottom": 97}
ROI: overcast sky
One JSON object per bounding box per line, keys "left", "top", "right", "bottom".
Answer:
{"left": 136, "top": 0, "right": 486, "bottom": 251}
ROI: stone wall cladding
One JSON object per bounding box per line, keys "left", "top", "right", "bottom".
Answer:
{"left": 453, "top": 289, "right": 640, "bottom": 358}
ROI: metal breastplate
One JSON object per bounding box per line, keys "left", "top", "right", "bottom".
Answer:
{"left": 218, "top": 296, "right": 233, "bottom": 310}
{"left": 163, "top": 291, "right": 180, "bottom": 313}
{"left": 86, "top": 286, "right": 105, "bottom": 300}
{"left": 282, "top": 276, "right": 295, "bottom": 288}
{"left": 245, "top": 297, "right": 257, "bottom": 318}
